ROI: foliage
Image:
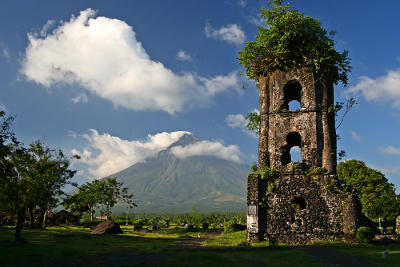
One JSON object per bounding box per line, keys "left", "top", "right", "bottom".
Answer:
{"left": 338, "top": 150, "right": 347, "bottom": 160}
{"left": 245, "top": 112, "right": 260, "bottom": 135}
{"left": 64, "top": 177, "right": 136, "bottom": 220}
{"left": 256, "top": 166, "right": 279, "bottom": 181}
{"left": 238, "top": 0, "right": 351, "bottom": 85}
{"left": 25, "top": 140, "right": 77, "bottom": 228}
{"left": 133, "top": 224, "right": 143, "bottom": 231}
{"left": 250, "top": 162, "right": 258, "bottom": 173}
{"left": 356, "top": 227, "right": 375, "bottom": 243}
{"left": 337, "top": 160, "right": 400, "bottom": 221}
{"left": 0, "top": 111, "right": 76, "bottom": 241}
{"left": 202, "top": 222, "right": 209, "bottom": 229}
{"left": 223, "top": 214, "right": 246, "bottom": 233}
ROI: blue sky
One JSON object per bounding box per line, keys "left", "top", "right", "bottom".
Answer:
{"left": 0, "top": 0, "right": 399, "bottom": 191}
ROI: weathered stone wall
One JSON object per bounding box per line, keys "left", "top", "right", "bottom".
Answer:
{"left": 268, "top": 111, "right": 321, "bottom": 169}
{"left": 396, "top": 216, "right": 400, "bottom": 235}
{"left": 265, "top": 163, "right": 346, "bottom": 244}
{"left": 257, "top": 68, "right": 336, "bottom": 172}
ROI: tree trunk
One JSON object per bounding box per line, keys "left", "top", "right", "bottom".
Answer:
{"left": 29, "top": 205, "right": 35, "bottom": 228}
{"left": 15, "top": 207, "right": 26, "bottom": 243}
{"left": 41, "top": 210, "right": 47, "bottom": 229}
{"left": 89, "top": 205, "right": 93, "bottom": 221}
{"left": 38, "top": 212, "right": 44, "bottom": 229}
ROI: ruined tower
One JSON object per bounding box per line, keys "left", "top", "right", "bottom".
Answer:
{"left": 247, "top": 68, "right": 359, "bottom": 244}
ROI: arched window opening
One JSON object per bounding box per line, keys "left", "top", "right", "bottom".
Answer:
{"left": 282, "top": 132, "right": 302, "bottom": 165}
{"left": 288, "top": 100, "right": 301, "bottom": 111}
{"left": 281, "top": 80, "right": 302, "bottom": 111}
{"left": 290, "top": 146, "right": 301, "bottom": 162}
{"left": 291, "top": 197, "right": 306, "bottom": 211}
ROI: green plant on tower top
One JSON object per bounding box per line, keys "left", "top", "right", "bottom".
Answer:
{"left": 238, "top": 0, "right": 351, "bottom": 85}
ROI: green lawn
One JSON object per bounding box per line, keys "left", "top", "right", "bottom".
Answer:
{"left": 1, "top": 225, "right": 399, "bottom": 266}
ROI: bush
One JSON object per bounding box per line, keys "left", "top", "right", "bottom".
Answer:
{"left": 187, "top": 224, "right": 194, "bottom": 232}
{"left": 224, "top": 220, "right": 235, "bottom": 233}
{"left": 133, "top": 218, "right": 148, "bottom": 226}
{"left": 224, "top": 221, "right": 246, "bottom": 233}
{"left": 356, "top": 227, "right": 375, "bottom": 243}
{"left": 133, "top": 224, "right": 143, "bottom": 231}
{"left": 202, "top": 222, "right": 209, "bottom": 229}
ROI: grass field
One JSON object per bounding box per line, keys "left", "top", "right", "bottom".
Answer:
{"left": 1, "top": 225, "right": 399, "bottom": 266}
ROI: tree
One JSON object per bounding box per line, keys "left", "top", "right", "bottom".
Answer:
{"left": 337, "top": 160, "right": 400, "bottom": 222}
{"left": 0, "top": 111, "right": 77, "bottom": 241}
{"left": 0, "top": 111, "right": 29, "bottom": 242}
{"left": 23, "top": 140, "right": 77, "bottom": 229}
{"left": 238, "top": 0, "right": 351, "bottom": 84}
{"left": 64, "top": 177, "right": 136, "bottom": 220}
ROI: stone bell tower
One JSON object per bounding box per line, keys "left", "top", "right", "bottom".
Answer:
{"left": 257, "top": 67, "right": 337, "bottom": 171}
{"left": 247, "top": 68, "right": 360, "bottom": 244}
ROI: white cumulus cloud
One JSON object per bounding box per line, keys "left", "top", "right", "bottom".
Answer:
{"left": 344, "top": 69, "right": 400, "bottom": 109}
{"left": 72, "top": 130, "right": 243, "bottom": 178}
{"left": 176, "top": 50, "right": 192, "bottom": 62}
{"left": 170, "top": 140, "right": 242, "bottom": 163}
{"left": 380, "top": 145, "right": 400, "bottom": 155}
{"left": 204, "top": 22, "right": 245, "bottom": 45}
{"left": 21, "top": 9, "right": 240, "bottom": 114}
{"left": 225, "top": 109, "right": 259, "bottom": 138}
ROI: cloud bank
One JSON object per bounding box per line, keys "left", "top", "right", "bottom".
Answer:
{"left": 380, "top": 145, "right": 400, "bottom": 155}
{"left": 21, "top": 9, "right": 240, "bottom": 114}
{"left": 170, "top": 140, "right": 241, "bottom": 163}
{"left": 72, "top": 130, "right": 242, "bottom": 178}
{"left": 204, "top": 22, "right": 245, "bottom": 45}
{"left": 344, "top": 69, "right": 400, "bottom": 109}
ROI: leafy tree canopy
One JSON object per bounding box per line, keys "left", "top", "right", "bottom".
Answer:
{"left": 238, "top": 0, "right": 351, "bottom": 85}
{"left": 64, "top": 177, "right": 136, "bottom": 220}
{"left": 337, "top": 160, "right": 400, "bottom": 221}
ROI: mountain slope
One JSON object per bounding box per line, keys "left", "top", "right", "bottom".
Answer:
{"left": 111, "top": 134, "right": 250, "bottom": 212}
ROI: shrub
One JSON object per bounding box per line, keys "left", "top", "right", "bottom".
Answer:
{"left": 224, "top": 220, "right": 235, "bottom": 233}
{"left": 187, "top": 224, "right": 194, "bottom": 232}
{"left": 133, "top": 218, "right": 148, "bottom": 226}
{"left": 356, "top": 227, "right": 375, "bottom": 243}
{"left": 133, "top": 224, "right": 143, "bottom": 231}
{"left": 202, "top": 222, "right": 209, "bottom": 229}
